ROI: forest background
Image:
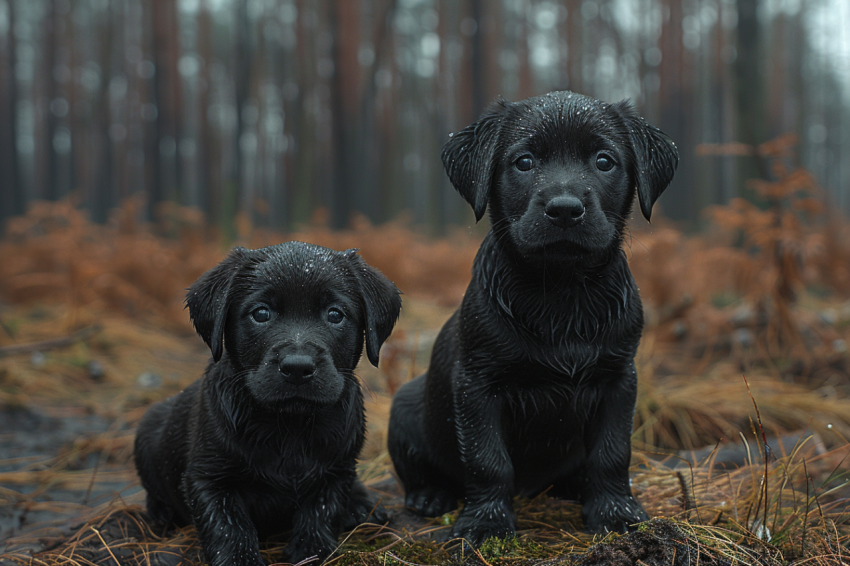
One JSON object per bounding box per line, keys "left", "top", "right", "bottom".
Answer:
{"left": 0, "top": 0, "right": 848, "bottom": 231}
{"left": 3, "top": 0, "right": 850, "bottom": 564}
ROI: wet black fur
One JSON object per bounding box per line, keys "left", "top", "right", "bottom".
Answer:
{"left": 134, "top": 242, "right": 401, "bottom": 566}
{"left": 387, "top": 91, "right": 678, "bottom": 543}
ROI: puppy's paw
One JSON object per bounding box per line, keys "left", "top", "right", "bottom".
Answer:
{"left": 284, "top": 536, "right": 334, "bottom": 565}
{"left": 582, "top": 495, "right": 648, "bottom": 534}
{"left": 143, "top": 494, "right": 185, "bottom": 528}
{"left": 450, "top": 502, "right": 517, "bottom": 546}
{"left": 203, "top": 545, "right": 265, "bottom": 566}
{"left": 405, "top": 487, "right": 458, "bottom": 517}
{"left": 368, "top": 504, "right": 389, "bottom": 525}
{"left": 341, "top": 495, "right": 388, "bottom": 530}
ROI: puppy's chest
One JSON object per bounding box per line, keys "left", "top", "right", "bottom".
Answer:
{"left": 533, "top": 288, "right": 627, "bottom": 334}
{"left": 237, "top": 454, "right": 335, "bottom": 534}
{"left": 244, "top": 443, "right": 336, "bottom": 484}
{"left": 500, "top": 366, "right": 602, "bottom": 411}
{"left": 498, "top": 290, "right": 639, "bottom": 373}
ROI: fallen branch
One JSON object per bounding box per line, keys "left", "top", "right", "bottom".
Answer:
{"left": 0, "top": 324, "right": 103, "bottom": 358}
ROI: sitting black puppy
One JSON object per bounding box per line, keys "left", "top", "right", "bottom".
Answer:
{"left": 388, "top": 91, "right": 678, "bottom": 544}
{"left": 134, "top": 242, "right": 401, "bottom": 565}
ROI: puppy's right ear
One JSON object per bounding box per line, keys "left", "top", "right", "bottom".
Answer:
{"left": 441, "top": 100, "right": 507, "bottom": 222}
{"left": 614, "top": 101, "right": 679, "bottom": 221}
{"left": 344, "top": 249, "right": 402, "bottom": 367}
{"left": 185, "top": 247, "right": 253, "bottom": 362}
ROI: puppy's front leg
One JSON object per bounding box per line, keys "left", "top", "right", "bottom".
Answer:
{"left": 184, "top": 477, "right": 265, "bottom": 566}
{"left": 581, "top": 360, "right": 648, "bottom": 533}
{"left": 451, "top": 372, "right": 516, "bottom": 545}
{"left": 285, "top": 468, "right": 354, "bottom": 563}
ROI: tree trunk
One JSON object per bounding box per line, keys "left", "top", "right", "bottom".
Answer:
{"left": 290, "top": 0, "right": 318, "bottom": 226}
{"left": 197, "top": 0, "right": 217, "bottom": 224}
{"left": 328, "top": 0, "right": 361, "bottom": 229}
{"left": 0, "top": 0, "right": 24, "bottom": 222}
{"left": 40, "top": 0, "right": 60, "bottom": 201}
{"left": 89, "top": 5, "right": 115, "bottom": 223}
{"left": 469, "top": 0, "right": 485, "bottom": 120}
{"left": 148, "top": 0, "right": 183, "bottom": 220}
{"left": 735, "top": 0, "right": 768, "bottom": 182}
{"left": 566, "top": 0, "right": 583, "bottom": 93}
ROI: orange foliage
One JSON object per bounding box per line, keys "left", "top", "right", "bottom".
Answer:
{"left": 0, "top": 199, "right": 221, "bottom": 329}
{"left": 0, "top": 199, "right": 480, "bottom": 329}
{"left": 629, "top": 135, "right": 850, "bottom": 368}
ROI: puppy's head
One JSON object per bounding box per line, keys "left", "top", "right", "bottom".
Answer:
{"left": 185, "top": 242, "right": 401, "bottom": 412}
{"left": 442, "top": 91, "right": 678, "bottom": 260}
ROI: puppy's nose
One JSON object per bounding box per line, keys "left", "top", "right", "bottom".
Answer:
{"left": 279, "top": 355, "right": 316, "bottom": 385}
{"left": 544, "top": 195, "right": 585, "bottom": 228}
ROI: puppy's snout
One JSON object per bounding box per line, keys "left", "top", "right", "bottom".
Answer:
{"left": 279, "top": 355, "right": 317, "bottom": 385}
{"left": 544, "top": 195, "right": 585, "bottom": 228}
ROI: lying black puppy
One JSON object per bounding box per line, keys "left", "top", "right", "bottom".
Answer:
{"left": 388, "top": 91, "right": 678, "bottom": 543}
{"left": 134, "top": 242, "right": 401, "bottom": 565}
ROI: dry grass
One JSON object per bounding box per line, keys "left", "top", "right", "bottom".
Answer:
{"left": 1, "top": 304, "right": 847, "bottom": 565}
{"left": 632, "top": 355, "right": 850, "bottom": 450}
{"left": 2, "top": 442, "right": 847, "bottom": 565}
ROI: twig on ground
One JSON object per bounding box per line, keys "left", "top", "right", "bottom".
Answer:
{"left": 0, "top": 324, "right": 102, "bottom": 358}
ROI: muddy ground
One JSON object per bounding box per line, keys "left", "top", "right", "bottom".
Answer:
{"left": 0, "top": 405, "right": 120, "bottom": 540}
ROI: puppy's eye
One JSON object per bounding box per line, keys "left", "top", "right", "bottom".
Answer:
{"left": 252, "top": 307, "right": 271, "bottom": 323}
{"left": 327, "top": 308, "right": 344, "bottom": 324}
{"left": 515, "top": 155, "right": 534, "bottom": 171}
{"left": 596, "top": 154, "right": 615, "bottom": 172}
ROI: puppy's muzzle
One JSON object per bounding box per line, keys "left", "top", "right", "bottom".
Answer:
{"left": 279, "top": 355, "right": 317, "bottom": 386}
{"left": 544, "top": 195, "right": 585, "bottom": 228}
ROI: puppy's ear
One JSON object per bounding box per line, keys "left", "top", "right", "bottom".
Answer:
{"left": 344, "top": 249, "right": 402, "bottom": 367}
{"left": 441, "top": 100, "right": 508, "bottom": 222}
{"left": 615, "top": 101, "right": 679, "bottom": 221}
{"left": 185, "top": 247, "right": 255, "bottom": 362}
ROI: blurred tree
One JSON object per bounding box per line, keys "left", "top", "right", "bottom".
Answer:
{"left": 90, "top": 1, "right": 117, "bottom": 223}
{"left": 38, "top": 0, "right": 60, "bottom": 202}
{"left": 360, "top": 0, "right": 397, "bottom": 223}
{"left": 196, "top": 0, "right": 218, "bottom": 224}
{"left": 147, "top": 0, "right": 183, "bottom": 220}
{"left": 289, "top": 0, "right": 319, "bottom": 227}
{"left": 656, "top": 0, "right": 693, "bottom": 221}
{"left": 469, "top": 0, "right": 486, "bottom": 121}
{"left": 230, "top": 0, "right": 251, "bottom": 231}
{"left": 0, "top": 0, "right": 23, "bottom": 223}
{"left": 329, "top": 0, "right": 360, "bottom": 229}
{"left": 565, "top": 0, "right": 583, "bottom": 92}
{"left": 735, "top": 0, "right": 767, "bottom": 184}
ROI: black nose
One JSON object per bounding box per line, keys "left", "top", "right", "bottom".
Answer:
{"left": 544, "top": 195, "right": 585, "bottom": 228}
{"left": 279, "top": 355, "right": 316, "bottom": 385}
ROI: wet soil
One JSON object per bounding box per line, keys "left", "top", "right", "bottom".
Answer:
{"left": 0, "top": 405, "right": 139, "bottom": 554}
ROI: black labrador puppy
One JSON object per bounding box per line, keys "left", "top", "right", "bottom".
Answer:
{"left": 388, "top": 91, "right": 678, "bottom": 544}
{"left": 134, "top": 242, "right": 401, "bottom": 566}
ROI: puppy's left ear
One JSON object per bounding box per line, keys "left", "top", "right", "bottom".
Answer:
{"left": 615, "top": 101, "right": 679, "bottom": 221}
{"left": 185, "top": 247, "right": 256, "bottom": 362}
{"left": 344, "top": 249, "right": 402, "bottom": 367}
{"left": 441, "top": 99, "right": 508, "bottom": 222}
